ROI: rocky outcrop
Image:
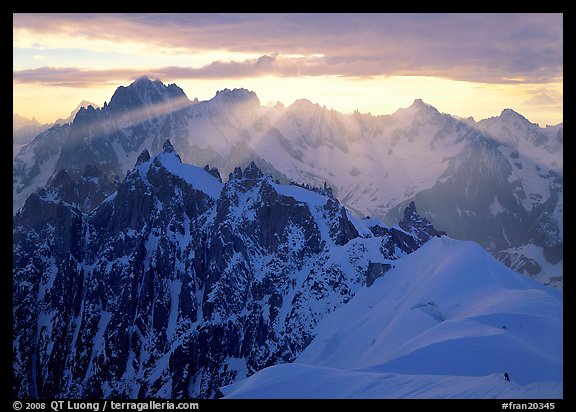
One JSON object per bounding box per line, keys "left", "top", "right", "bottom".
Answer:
{"left": 13, "top": 142, "right": 446, "bottom": 399}
{"left": 399, "top": 201, "right": 447, "bottom": 244}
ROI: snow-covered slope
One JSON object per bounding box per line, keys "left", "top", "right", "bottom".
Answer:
{"left": 221, "top": 365, "right": 561, "bottom": 399}
{"left": 477, "top": 109, "right": 562, "bottom": 173}
{"left": 222, "top": 237, "right": 563, "bottom": 399}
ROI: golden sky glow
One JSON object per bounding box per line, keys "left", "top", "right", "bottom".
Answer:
{"left": 13, "top": 13, "right": 563, "bottom": 126}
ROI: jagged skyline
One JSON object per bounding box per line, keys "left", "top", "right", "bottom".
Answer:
{"left": 13, "top": 76, "right": 563, "bottom": 286}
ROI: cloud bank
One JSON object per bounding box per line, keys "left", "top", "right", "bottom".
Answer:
{"left": 13, "top": 13, "right": 563, "bottom": 86}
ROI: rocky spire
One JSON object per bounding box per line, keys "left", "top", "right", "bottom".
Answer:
{"left": 135, "top": 149, "right": 151, "bottom": 166}
{"left": 399, "top": 201, "right": 446, "bottom": 243}
{"left": 162, "top": 139, "right": 176, "bottom": 153}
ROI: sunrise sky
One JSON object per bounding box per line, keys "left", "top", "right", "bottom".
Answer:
{"left": 13, "top": 13, "right": 563, "bottom": 126}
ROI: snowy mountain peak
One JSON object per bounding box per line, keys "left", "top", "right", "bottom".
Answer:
{"left": 155, "top": 139, "right": 183, "bottom": 165}
{"left": 55, "top": 100, "right": 100, "bottom": 125}
{"left": 139, "top": 145, "right": 222, "bottom": 199}
{"left": 243, "top": 161, "right": 264, "bottom": 180}
{"left": 412, "top": 98, "right": 426, "bottom": 107}
{"left": 71, "top": 104, "right": 99, "bottom": 125}
{"left": 476, "top": 107, "right": 555, "bottom": 151}
{"left": 212, "top": 88, "right": 260, "bottom": 107}
{"left": 135, "top": 149, "right": 151, "bottom": 166}
{"left": 395, "top": 98, "right": 441, "bottom": 119}
{"left": 410, "top": 98, "right": 435, "bottom": 110}
{"left": 130, "top": 75, "right": 173, "bottom": 90}
{"left": 500, "top": 108, "right": 530, "bottom": 124}
{"left": 286, "top": 99, "right": 325, "bottom": 117}
{"left": 290, "top": 98, "right": 318, "bottom": 109}
{"left": 78, "top": 100, "right": 99, "bottom": 109}
{"left": 13, "top": 113, "right": 41, "bottom": 128}
{"left": 162, "top": 139, "right": 176, "bottom": 153}
{"left": 133, "top": 74, "right": 154, "bottom": 83}
{"left": 106, "top": 76, "right": 189, "bottom": 113}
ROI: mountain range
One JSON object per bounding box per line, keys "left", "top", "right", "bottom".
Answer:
{"left": 12, "top": 140, "right": 563, "bottom": 399}
{"left": 13, "top": 114, "right": 50, "bottom": 159}
{"left": 12, "top": 77, "right": 563, "bottom": 398}
{"left": 13, "top": 101, "right": 99, "bottom": 159}
{"left": 14, "top": 141, "right": 446, "bottom": 398}
{"left": 13, "top": 77, "right": 562, "bottom": 287}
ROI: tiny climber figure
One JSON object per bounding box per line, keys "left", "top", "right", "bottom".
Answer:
{"left": 504, "top": 372, "right": 510, "bottom": 381}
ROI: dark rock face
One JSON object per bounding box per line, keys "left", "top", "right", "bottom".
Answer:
{"left": 365, "top": 262, "right": 393, "bottom": 287}
{"left": 399, "top": 201, "right": 447, "bottom": 244}
{"left": 386, "top": 136, "right": 562, "bottom": 281}
{"left": 106, "top": 76, "right": 188, "bottom": 114}
{"left": 43, "top": 165, "right": 119, "bottom": 213}
{"left": 13, "top": 144, "right": 443, "bottom": 399}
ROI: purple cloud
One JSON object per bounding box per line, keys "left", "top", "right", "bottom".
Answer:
{"left": 13, "top": 13, "right": 563, "bottom": 85}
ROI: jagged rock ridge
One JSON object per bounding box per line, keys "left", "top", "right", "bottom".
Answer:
{"left": 13, "top": 141, "right": 443, "bottom": 399}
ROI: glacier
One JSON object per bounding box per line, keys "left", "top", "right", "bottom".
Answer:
{"left": 222, "top": 237, "right": 562, "bottom": 399}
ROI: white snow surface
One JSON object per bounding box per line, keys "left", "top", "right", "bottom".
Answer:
{"left": 148, "top": 151, "right": 223, "bottom": 198}
{"left": 272, "top": 182, "right": 329, "bottom": 207}
{"left": 223, "top": 237, "right": 562, "bottom": 399}
{"left": 222, "top": 365, "right": 561, "bottom": 399}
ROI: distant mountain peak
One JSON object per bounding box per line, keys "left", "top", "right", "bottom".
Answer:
{"left": 289, "top": 98, "right": 322, "bottom": 112}
{"left": 13, "top": 113, "right": 42, "bottom": 128}
{"left": 133, "top": 74, "right": 154, "bottom": 83}
{"left": 477, "top": 108, "right": 537, "bottom": 132}
{"left": 107, "top": 76, "right": 189, "bottom": 113}
{"left": 77, "top": 100, "right": 99, "bottom": 110}
{"left": 292, "top": 98, "right": 316, "bottom": 106}
{"left": 412, "top": 98, "right": 426, "bottom": 106}
{"left": 409, "top": 98, "right": 438, "bottom": 112}
{"left": 55, "top": 100, "right": 100, "bottom": 125}
{"left": 500, "top": 108, "right": 529, "bottom": 123}
{"left": 394, "top": 98, "right": 440, "bottom": 118}
{"left": 212, "top": 88, "right": 260, "bottom": 107}
{"left": 130, "top": 75, "right": 174, "bottom": 90}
